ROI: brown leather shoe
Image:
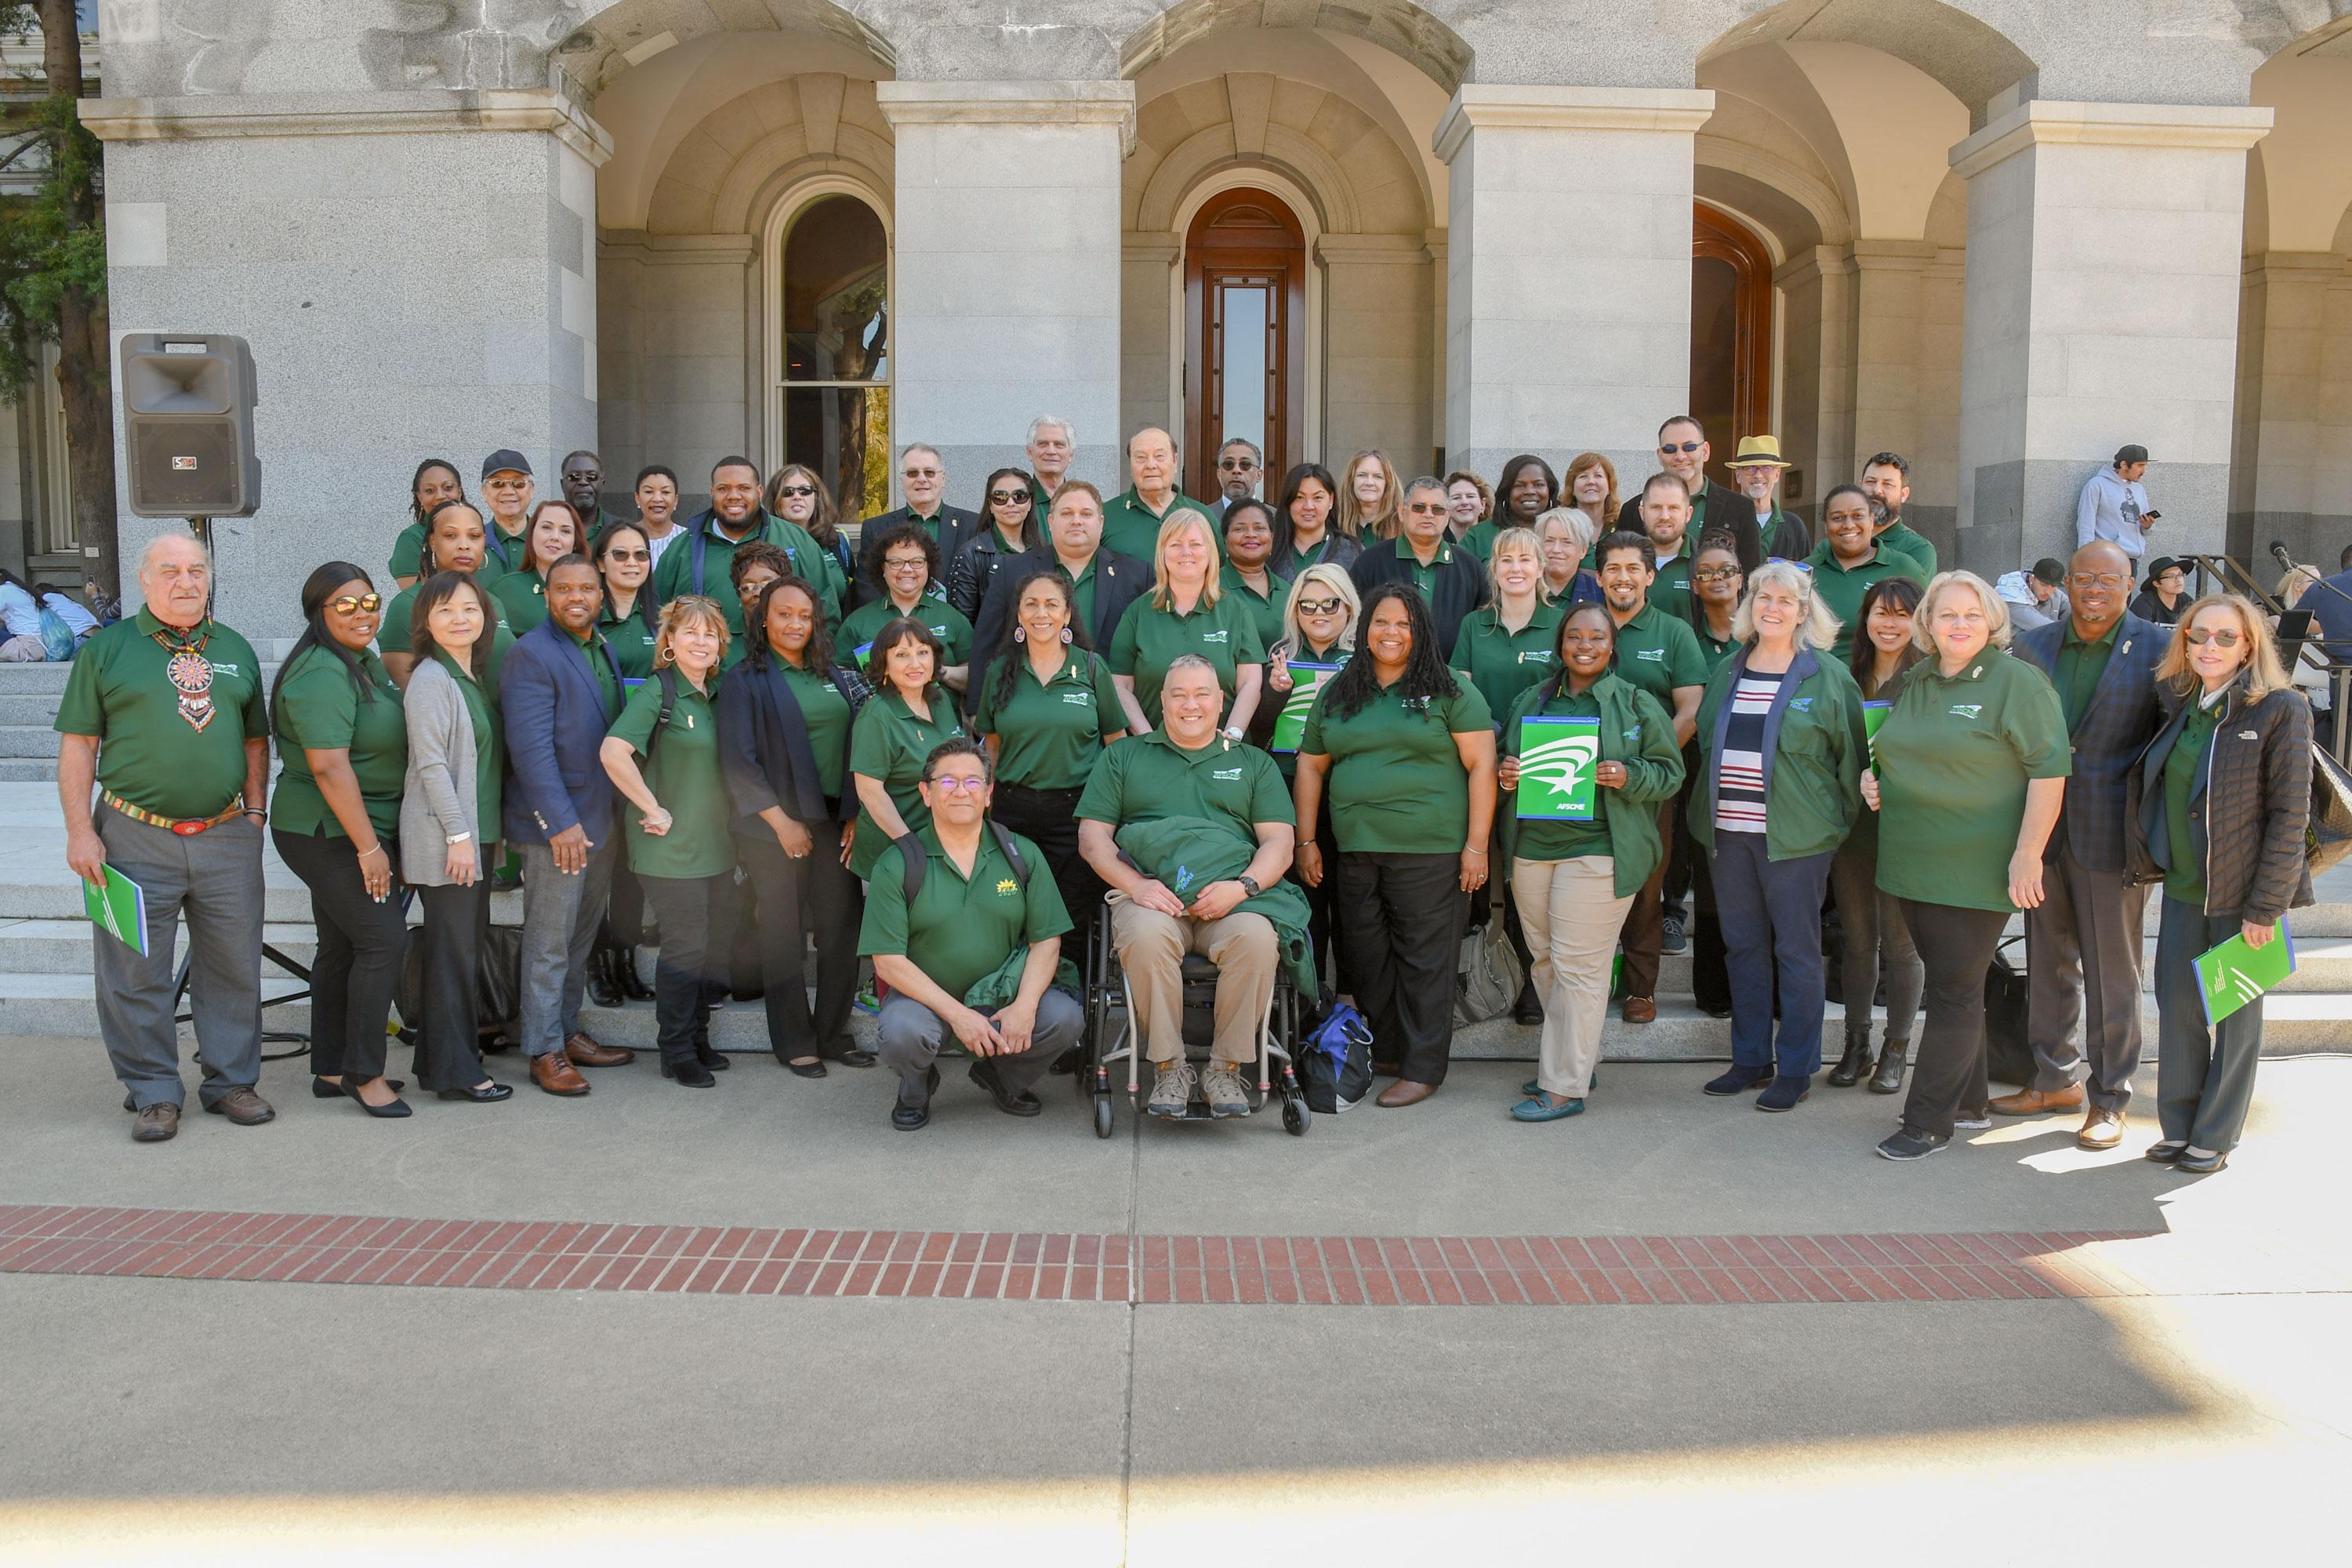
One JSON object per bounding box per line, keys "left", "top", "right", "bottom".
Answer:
{"left": 1621, "top": 996, "right": 1657, "bottom": 1025}
{"left": 1377, "top": 1079, "right": 1438, "bottom": 1109}
{"left": 2077, "top": 1107, "right": 2125, "bottom": 1150}
{"left": 564, "top": 1031, "right": 633, "bottom": 1067}
{"left": 203, "top": 1087, "right": 276, "bottom": 1125}
{"left": 130, "top": 1102, "right": 179, "bottom": 1142}
{"left": 531, "top": 1052, "right": 592, "bottom": 1097}
{"left": 1988, "top": 1085, "right": 2083, "bottom": 1116}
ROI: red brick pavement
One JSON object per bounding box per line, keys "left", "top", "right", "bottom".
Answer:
{"left": 0, "top": 1205, "right": 2190, "bottom": 1306}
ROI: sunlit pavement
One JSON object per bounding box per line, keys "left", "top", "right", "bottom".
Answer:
{"left": 1, "top": 1029, "right": 2346, "bottom": 1565}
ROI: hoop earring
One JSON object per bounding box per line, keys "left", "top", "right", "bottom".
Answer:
{"left": 1014, "top": 627, "right": 1026, "bottom": 643}
{"left": 1060, "top": 627, "right": 1073, "bottom": 644}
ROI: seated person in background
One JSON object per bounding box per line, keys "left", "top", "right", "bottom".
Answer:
{"left": 1078, "top": 655, "right": 1299, "bottom": 1120}
{"left": 0, "top": 568, "right": 49, "bottom": 660}
{"left": 858, "top": 739, "right": 1083, "bottom": 1132}
{"left": 1996, "top": 557, "right": 2071, "bottom": 631}
{"left": 36, "top": 585, "right": 101, "bottom": 644}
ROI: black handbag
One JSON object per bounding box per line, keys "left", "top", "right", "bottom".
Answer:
{"left": 1981, "top": 934, "right": 2032, "bottom": 1088}
{"left": 2307, "top": 742, "right": 2352, "bottom": 877}
{"left": 395, "top": 919, "right": 523, "bottom": 1044}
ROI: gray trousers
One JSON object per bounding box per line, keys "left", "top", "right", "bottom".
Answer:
{"left": 876, "top": 987, "right": 1082, "bottom": 1109}
{"left": 2024, "top": 837, "right": 2148, "bottom": 1110}
{"left": 2154, "top": 895, "right": 2264, "bottom": 1152}
{"left": 517, "top": 837, "right": 615, "bottom": 1058}
{"left": 92, "top": 805, "right": 264, "bottom": 1110}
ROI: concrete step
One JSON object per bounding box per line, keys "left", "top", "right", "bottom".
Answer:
{"left": 0, "top": 878, "right": 525, "bottom": 924}
{"left": 0, "top": 727, "right": 61, "bottom": 759}
{"left": 0, "top": 760, "right": 57, "bottom": 782}
{"left": 0, "top": 696, "right": 58, "bottom": 724}
{"left": 0, "top": 920, "right": 321, "bottom": 973}
{"left": 0, "top": 662, "right": 72, "bottom": 694}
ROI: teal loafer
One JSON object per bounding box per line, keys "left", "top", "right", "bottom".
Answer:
{"left": 1512, "top": 1094, "right": 1585, "bottom": 1123}
{"left": 1521, "top": 1070, "right": 1595, "bottom": 1098}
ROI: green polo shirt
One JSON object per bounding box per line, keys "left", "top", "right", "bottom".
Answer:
{"left": 1805, "top": 543, "right": 1923, "bottom": 660}
{"left": 652, "top": 512, "right": 844, "bottom": 640}
{"left": 764, "top": 661, "right": 855, "bottom": 800}
{"left": 1648, "top": 539, "right": 1695, "bottom": 622}
{"left": 1076, "top": 729, "right": 1292, "bottom": 842}
{"left": 1872, "top": 648, "right": 2071, "bottom": 912}
{"left": 839, "top": 590, "right": 974, "bottom": 670}
{"left": 1061, "top": 554, "right": 1100, "bottom": 636}
{"left": 1218, "top": 564, "right": 1290, "bottom": 655}
{"left": 379, "top": 581, "right": 515, "bottom": 681}
{"left": 608, "top": 674, "right": 735, "bottom": 879}
{"left": 1457, "top": 520, "right": 1501, "bottom": 561}
{"left": 597, "top": 601, "right": 660, "bottom": 681}
{"left": 869, "top": 505, "right": 950, "bottom": 554}
{"left": 430, "top": 649, "right": 503, "bottom": 839}
{"left": 478, "top": 520, "right": 530, "bottom": 583}
{"left": 1693, "top": 617, "right": 1740, "bottom": 678}
{"left": 2053, "top": 617, "right": 2122, "bottom": 731}
{"left": 270, "top": 645, "right": 406, "bottom": 839}
{"left": 1100, "top": 486, "right": 1219, "bottom": 564}
{"left": 1300, "top": 675, "right": 1493, "bottom": 855}
{"left": 847, "top": 688, "right": 967, "bottom": 880}
{"left": 491, "top": 568, "right": 552, "bottom": 635}
{"left": 859, "top": 825, "right": 1073, "bottom": 1004}
{"left": 1610, "top": 599, "right": 1710, "bottom": 714}
{"left": 553, "top": 623, "right": 622, "bottom": 726}
{"left": 389, "top": 521, "right": 427, "bottom": 581}
{"left": 2163, "top": 696, "right": 2223, "bottom": 906}
{"left": 974, "top": 648, "right": 1123, "bottom": 791}
{"left": 1109, "top": 592, "right": 1266, "bottom": 726}
{"left": 55, "top": 610, "right": 269, "bottom": 821}
{"left": 1448, "top": 602, "right": 1564, "bottom": 724}
{"left": 1875, "top": 521, "right": 1937, "bottom": 580}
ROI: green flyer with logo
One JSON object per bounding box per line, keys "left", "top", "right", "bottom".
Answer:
{"left": 82, "top": 864, "right": 149, "bottom": 958}
{"left": 1269, "top": 661, "right": 1340, "bottom": 752}
{"left": 1863, "top": 699, "right": 1890, "bottom": 763}
{"left": 2194, "top": 918, "right": 2296, "bottom": 1025}
{"left": 1516, "top": 715, "right": 1601, "bottom": 821}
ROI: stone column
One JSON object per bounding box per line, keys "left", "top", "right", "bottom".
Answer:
{"left": 1848, "top": 240, "right": 1966, "bottom": 557}
{"left": 1949, "top": 101, "right": 2270, "bottom": 576}
{"left": 1434, "top": 85, "right": 1714, "bottom": 488}
{"left": 2230, "top": 251, "right": 2346, "bottom": 568}
{"left": 1773, "top": 245, "right": 1858, "bottom": 528}
{"left": 878, "top": 82, "right": 1132, "bottom": 494}
{"left": 81, "top": 89, "right": 609, "bottom": 644}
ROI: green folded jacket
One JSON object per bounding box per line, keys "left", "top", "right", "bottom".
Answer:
{"left": 1112, "top": 815, "right": 1317, "bottom": 998}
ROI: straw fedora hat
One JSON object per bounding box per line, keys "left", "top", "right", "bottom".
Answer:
{"left": 1730, "top": 434, "right": 1792, "bottom": 469}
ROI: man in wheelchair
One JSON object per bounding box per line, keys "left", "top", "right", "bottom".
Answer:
{"left": 1076, "top": 657, "right": 1295, "bottom": 1119}
{"left": 858, "top": 739, "right": 1083, "bottom": 1131}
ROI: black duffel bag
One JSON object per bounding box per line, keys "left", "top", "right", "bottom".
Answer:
{"left": 395, "top": 919, "right": 523, "bottom": 1047}
{"left": 1981, "top": 934, "right": 2032, "bottom": 1089}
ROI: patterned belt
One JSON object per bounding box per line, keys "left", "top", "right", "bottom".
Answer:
{"left": 100, "top": 789, "right": 244, "bottom": 837}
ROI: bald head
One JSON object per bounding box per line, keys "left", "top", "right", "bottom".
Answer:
{"left": 2067, "top": 539, "right": 2133, "bottom": 637}
{"left": 1127, "top": 426, "right": 1178, "bottom": 503}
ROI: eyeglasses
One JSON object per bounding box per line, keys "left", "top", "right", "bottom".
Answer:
{"left": 884, "top": 555, "right": 927, "bottom": 572}
{"left": 989, "top": 488, "right": 1032, "bottom": 505}
{"left": 1218, "top": 458, "right": 1258, "bottom": 471}
{"left": 1405, "top": 502, "right": 1446, "bottom": 515}
{"left": 603, "top": 549, "right": 649, "bottom": 563}
{"left": 1659, "top": 441, "right": 1704, "bottom": 455}
{"left": 903, "top": 467, "right": 940, "bottom": 481}
{"left": 2068, "top": 572, "right": 2129, "bottom": 591}
{"left": 1295, "top": 597, "right": 1344, "bottom": 617}
{"left": 1691, "top": 568, "right": 1741, "bottom": 583}
{"left": 776, "top": 484, "right": 816, "bottom": 499}
{"left": 927, "top": 775, "right": 987, "bottom": 793}
{"left": 328, "top": 593, "right": 383, "bottom": 615}
{"left": 2184, "top": 628, "right": 2242, "bottom": 648}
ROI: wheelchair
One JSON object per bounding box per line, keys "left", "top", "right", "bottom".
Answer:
{"left": 1080, "top": 898, "right": 1312, "bottom": 1138}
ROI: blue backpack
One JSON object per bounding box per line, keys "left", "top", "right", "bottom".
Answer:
{"left": 36, "top": 607, "right": 75, "bottom": 662}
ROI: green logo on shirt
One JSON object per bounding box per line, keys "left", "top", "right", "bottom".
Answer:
{"left": 1948, "top": 703, "right": 1983, "bottom": 719}
{"left": 1517, "top": 651, "right": 1552, "bottom": 665}
{"left": 1201, "top": 630, "right": 1229, "bottom": 644}
{"left": 1211, "top": 767, "right": 1243, "bottom": 781}
{"left": 1060, "top": 691, "right": 1092, "bottom": 706}
{"left": 1635, "top": 648, "right": 1664, "bottom": 662}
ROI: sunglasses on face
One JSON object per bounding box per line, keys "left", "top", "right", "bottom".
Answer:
{"left": 603, "top": 549, "right": 649, "bottom": 563}
{"left": 1218, "top": 459, "right": 1258, "bottom": 471}
{"left": 989, "top": 488, "right": 1032, "bottom": 505}
{"left": 903, "top": 468, "right": 940, "bottom": 481}
{"left": 1659, "top": 441, "right": 1703, "bottom": 455}
{"left": 1405, "top": 502, "right": 1446, "bottom": 515}
{"left": 1692, "top": 568, "right": 1740, "bottom": 583}
{"left": 776, "top": 484, "right": 816, "bottom": 499}
{"left": 1295, "top": 597, "right": 1344, "bottom": 616}
{"left": 2184, "top": 628, "right": 2242, "bottom": 648}
{"left": 328, "top": 593, "right": 383, "bottom": 615}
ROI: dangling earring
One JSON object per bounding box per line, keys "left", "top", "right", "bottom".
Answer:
{"left": 1014, "top": 627, "right": 1026, "bottom": 644}
{"left": 1060, "top": 627, "right": 1073, "bottom": 644}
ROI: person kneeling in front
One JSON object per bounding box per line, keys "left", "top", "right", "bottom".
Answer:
{"left": 858, "top": 739, "right": 1083, "bottom": 1130}
{"left": 1076, "top": 655, "right": 1297, "bottom": 1120}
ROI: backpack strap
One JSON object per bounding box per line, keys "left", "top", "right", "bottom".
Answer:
{"left": 648, "top": 666, "right": 680, "bottom": 759}
{"left": 898, "top": 833, "right": 927, "bottom": 906}
{"left": 988, "top": 819, "right": 1030, "bottom": 889}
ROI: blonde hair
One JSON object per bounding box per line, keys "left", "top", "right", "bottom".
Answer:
{"left": 2277, "top": 565, "right": 2318, "bottom": 608}
{"left": 1732, "top": 559, "right": 1841, "bottom": 652}
{"left": 1912, "top": 570, "right": 2012, "bottom": 653}
{"left": 1338, "top": 448, "right": 1402, "bottom": 539}
{"left": 1484, "top": 526, "right": 1546, "bottom": 602}
{"left": 653, "top": 593, "right": 732, "bottom": 670}
{"left": 1148, "top": 511, "right": 1223, "bottom": 611}
{"left": 2157, "top": 593, "right": 2295, "bottom": 702}
{"left": 1272, "top": 564, "right": 1360, "bottom": 663}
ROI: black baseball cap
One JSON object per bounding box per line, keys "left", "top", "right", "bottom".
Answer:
{"left": 2114, "top": 444, "right": 2150, "bottom": 466}
{"left": 481, "top": 449, "right": 532, "bottom": 481}
{"left": 2031, "top": 557, "right": 2067, "bottom": 586}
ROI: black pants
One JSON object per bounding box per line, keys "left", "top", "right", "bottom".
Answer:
{"left": 992, "top": 782, "right": 1106, "bottom": 970}
{"left": 738, "top": 822, "right": 862, "bottom": 1063}
{"left": 1615, "top": 800, "right": 1673, "bottom": 1000}
{"left": 1662, "top": 739, "right": 1699, "bottom": 924}
{"left": 639, "top": 870, "right": 730, "bottom": 1067}
{"left": 601, "top": 858, "right": 647, "bottom": 947}
{"left": 1288, "top": 806, "right": 1346, "bottom": 1006}
{"left": 415, "top": 881, "right": 489, "bottom": 1091}
{"left": 1896, "top": 900, "right": 2008, "bottom": 1139}
{"left": 1689, "top": 837, "right": 1730, "bottom": 1013}
{"left": 1338, "top": 851, "right": 1465, "bottom": 1087}
{"left": 274, "top": 827, "right": 406, "bottom": 1082}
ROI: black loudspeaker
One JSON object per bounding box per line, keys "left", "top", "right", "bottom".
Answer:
{"left": 118, "top": 333, "right": 260, "bottom": 517}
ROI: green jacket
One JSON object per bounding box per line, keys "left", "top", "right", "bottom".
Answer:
{"left": 1690, "top": 647, "right": 1867, "bottom": 860}
{"left": 1499, "top": 673, "right": 1686, "bottom": 898}
{"left": 1112, "top": 815, "right": 1316, "bottom": 997}
{"left": 962, "top": 946, "right": 1082, "bottom": 1011}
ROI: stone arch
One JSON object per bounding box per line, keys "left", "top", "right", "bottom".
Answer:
{"left": 1120, "top": 0, "right": 1472, "bottom": 94}
{"left": 1128, "top": 73, "right": 1428, "bottom": 238}
{"left": 1700, "top": 0, "right": 2035, "bottom": 120}
{"left": 561, "top": 0, "right": 894, "bottom": 97}
{"left": 644, "top": 74, "right": 894, "bottom": 237}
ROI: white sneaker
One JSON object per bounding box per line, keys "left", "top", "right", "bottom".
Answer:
{"left": 1148, "top": 1060, "right": 1198, "bottom": 1119}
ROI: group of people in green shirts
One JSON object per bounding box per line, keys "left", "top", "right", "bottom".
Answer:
{"left": 63, "top": 434, "right": 2307, "bottom": 1173}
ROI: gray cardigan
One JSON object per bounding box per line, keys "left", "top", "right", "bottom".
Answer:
{"left": 401, "top": 659, "right": 484, "bottom": 887}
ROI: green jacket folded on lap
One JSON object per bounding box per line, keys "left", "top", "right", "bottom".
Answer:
{"left": 1689, "top": 648, "right": 1869, "bottom": 862}
{"left": 1112, "top": 815, "right": 1317, "bottom": 998}
{"left": 1497, "top": 672, "right": 1686, "bottom": 898}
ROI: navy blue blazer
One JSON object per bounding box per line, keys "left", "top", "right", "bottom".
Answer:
{"left": 498, "top": 618, "right": 625, "bottom": 848}
{"left": 2013, "top": 612, "right": 2171, "bottom": 873}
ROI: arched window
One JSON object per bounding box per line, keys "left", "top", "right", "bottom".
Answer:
{"left": 780, "top": 194, "right": 890, "bottom": 522}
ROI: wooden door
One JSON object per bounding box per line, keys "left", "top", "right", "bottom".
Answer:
{"left": 1690, "top": 203, "right": 1774, "bottom": 493}
{"left": 1184, "top": 190, "right": 1307, "bottom": 500}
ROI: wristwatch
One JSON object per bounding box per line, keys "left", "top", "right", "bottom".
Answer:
{"left": 1223, "top": 724, "right": 1244, "bottom": 741}
{"left": 1237, "top": 874, "right": 1262, "bottom": 897}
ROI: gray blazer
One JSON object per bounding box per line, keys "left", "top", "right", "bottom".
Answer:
{"left": 401, "top": 659, "right": 483, "bottom": 887}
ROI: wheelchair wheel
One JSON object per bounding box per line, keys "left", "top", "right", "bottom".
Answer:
{"left": 1281, "top": 1096, "right": 1309, "bottom": 1136}
{"left": 1094, "top": 1092, "right": 1115, "bottom": 1140}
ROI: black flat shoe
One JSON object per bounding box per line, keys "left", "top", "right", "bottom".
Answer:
{"left": 1826, "top": 1041, "right": 1870, "bottom": 1087}
{"left": 437, "top": 1082, "right": 513, "bottom": 1103}
{"left": 2144, "top": 1140, "right": 2190, "bottom": 1163}
{"left": 1867, "top": 1044, "right": 1908, "bottom": 1095}
{"left": 695, "top": 1041, "right": 731, "bottom": 1070}
{"left": 1049, "top": 1046, "right": 1083, "bottom": 1076}
{"left": 825, "top": 1046, "right": 877, "bottom": 1069}
{"left": 1703, "top": 1066, "right": 1771, "bottom": 1097}
{"left": 660, "top": 1058, "right": 716, "bottom": 1087}
{"left": 1511, "top": 979, "right": 1544, "bottom": 1026}
{"left": 2174, "top": 1148, "right": 2229, "bottom": 1174}
{"left": 340, "top": 1076, "right": 412, "bottom": 1119}
{"left": 969, "top": 1058, "right": 1043, "bottom": 1117}
{"left": 314, "top": 1076, "right": 404, "bottom": 1098}
{"left": 782, "top": 1056, "right": 828, "bottom": 1079}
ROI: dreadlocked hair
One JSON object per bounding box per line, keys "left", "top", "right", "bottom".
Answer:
{"left": 1319, "top": 583, "right": 1460, "bottom": 723}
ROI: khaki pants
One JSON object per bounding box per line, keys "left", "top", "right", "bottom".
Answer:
{"left": 1513, "top": 855, "right": 1632, "bottom": 1098}
{"left": 1109, "top": 897, "right": 1278, "bottom": 1065}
